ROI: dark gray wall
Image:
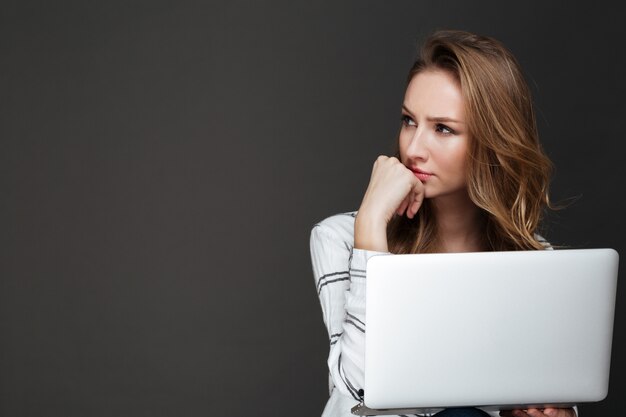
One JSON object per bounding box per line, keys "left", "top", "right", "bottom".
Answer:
{"left": 2, "top": 1, "right": 624, "bottom": 415}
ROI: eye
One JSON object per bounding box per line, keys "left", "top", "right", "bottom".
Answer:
{"left": 401, "top": 114, "right": 416, "bottom": 127}
{"left": 435, "top": 123, "right": 455, "bottom": 135}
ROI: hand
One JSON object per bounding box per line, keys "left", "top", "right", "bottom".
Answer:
{"left": 354, "top": 156, "right": 424, "bottom": 251}
{"left": 359, "top": 155, "right": 425, "bottom": 222}
{"left": 499, "top": 407, "right": 576, "bottom": 417}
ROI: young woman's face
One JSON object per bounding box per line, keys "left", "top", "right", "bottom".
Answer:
{"left": 399, "top": 69, "right": 470, "bottom": 200}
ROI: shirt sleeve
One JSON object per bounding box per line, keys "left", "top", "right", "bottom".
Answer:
{"left": 310, "top": 222, "right": 389, "bottom": 400}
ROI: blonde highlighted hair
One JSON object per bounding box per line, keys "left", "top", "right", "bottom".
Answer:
{"left": 387, "top": 30, "right": 553, "bottom": 253}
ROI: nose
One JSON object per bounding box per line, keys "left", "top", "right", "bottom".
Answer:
{"left": 405, "top": 127, "right": 429, "bottom": 161}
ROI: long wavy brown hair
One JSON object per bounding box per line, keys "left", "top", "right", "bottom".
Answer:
{"left": 387, "top": 30, "right": 553, "bottom": 253}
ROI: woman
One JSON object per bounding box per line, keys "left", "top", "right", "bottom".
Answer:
{"left": 310, "top": 30, "right": 577, "bottom": 417}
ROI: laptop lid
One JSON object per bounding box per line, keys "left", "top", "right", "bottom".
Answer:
{"left": 360, "top": 248, "right": 618, "bottom": 414}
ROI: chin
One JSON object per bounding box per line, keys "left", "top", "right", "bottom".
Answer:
{"left": 423, "top": 188, "right": 439, "bottom": 199}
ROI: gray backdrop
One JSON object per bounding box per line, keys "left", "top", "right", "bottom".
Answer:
{"left": 2, "top": 1, "right": 624, "bottom": 416}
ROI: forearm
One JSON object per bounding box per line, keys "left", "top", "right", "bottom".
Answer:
{"left": 354, "top": 212, "right": 388, "bottom": 252}
{"left": 327, "top": 247, "right": 388, "bottom": 399}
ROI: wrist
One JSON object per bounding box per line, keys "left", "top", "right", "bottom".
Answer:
{"left": 354, "top": 212, "right": 389, "bottom": 252}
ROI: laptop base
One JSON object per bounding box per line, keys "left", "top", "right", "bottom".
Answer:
{"left": 351, "top": 401, "right": 577, "bottom": 416}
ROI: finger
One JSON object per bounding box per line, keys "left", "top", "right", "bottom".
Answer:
{"left": 375, "top": 155, "right": 389, "bottom": 165}
{"left": 370, "top": 155, "right": 388, "bottom": 178}
{"left": 525, "top": 409, "right": 546, "bottom": 417}
{"left": 404, "top": 193, "right": 415, "bottom": 218}
{"left": 407, "top": 189, "right": 424, "bottom": 218}
{"left": 396, "top": 198, "right": 409, "bottom": 217}
{"left": 407, "top": 197, "right": 420, "bottom": 219}
{"left": 542, "top": 408, "right": 572, "bottom": 417}
{"left": 412, "top": 178, "right": 425, "bottom": 198}
{"left": 412, "top": 190, "right": 424, "bottom": 212}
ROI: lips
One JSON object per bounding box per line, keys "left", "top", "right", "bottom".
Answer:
{"left": 410, "top": 168, "right": 433, "bottom": 182}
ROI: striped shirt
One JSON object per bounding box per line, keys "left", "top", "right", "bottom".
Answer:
{"left": 310, "top": 211, "right": 571, "bottom": 417}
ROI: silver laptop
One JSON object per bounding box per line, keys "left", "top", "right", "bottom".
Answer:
{"left": 353, "top": 248, "right": 619, "bottom": 415}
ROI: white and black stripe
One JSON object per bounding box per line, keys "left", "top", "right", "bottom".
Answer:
{"left": 344, "top": 312, "right": 365, "bottom": 333}
{"left": 337, "top": 353, "right": 361, "bottom": 401}
{"left": 329, "top": 332, "right": 342, "bottom": 346}
{"left": 317, "top": 270, "right": 350, "bottom": 294}
{"left": 349, "top": 267, "right": 366, "bottom": 279}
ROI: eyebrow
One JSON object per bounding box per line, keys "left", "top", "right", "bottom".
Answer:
{"left": 402, "top": 104, "right": 465, "bottom": 124}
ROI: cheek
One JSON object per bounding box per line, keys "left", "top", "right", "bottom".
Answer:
{"left": 453, "top": 145, "right": 469, "bottom": 174}
{"left": 439, "top": 140, "right": 468, "bottom": 172}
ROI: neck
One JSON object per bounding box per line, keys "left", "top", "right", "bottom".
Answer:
{"left": 430, "top": 192, "right": 485, "bottom": 253}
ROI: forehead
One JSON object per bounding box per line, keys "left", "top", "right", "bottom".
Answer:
{"left": 404, "top": 70, "right": 465, "bottom": 120}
